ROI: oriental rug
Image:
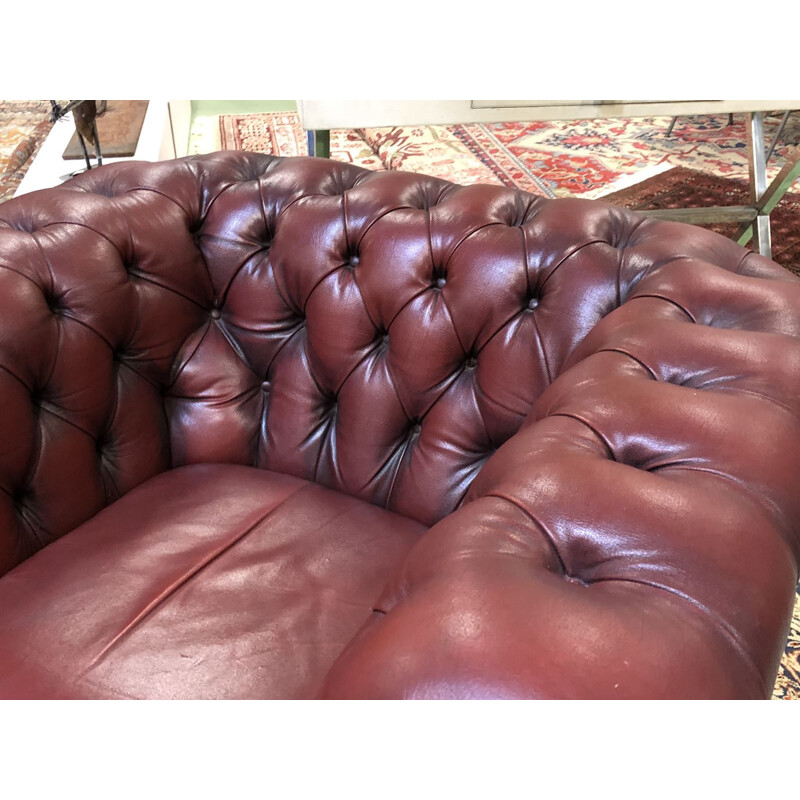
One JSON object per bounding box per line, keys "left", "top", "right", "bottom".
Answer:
{"left": 365, "top": 113, "right": 800, "bottom": 199}
{"left": 218, "top": 111, "right": 384, "bottom": 171}
{"left": 0, "top": 101, "right": 55, "bottom": 202}
{"left": 216, "top": 111, "right": 800, "bottom": 203}
{"left": 774, "top": 605, "right": 800, "bottom": 700}
{"left": 442, "top": 113, "right": 800, "bottom": 199}
{"left": 604, "top": 166, "right": 800, "bottom": 277}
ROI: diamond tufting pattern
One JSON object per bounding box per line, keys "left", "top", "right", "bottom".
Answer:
{"left": 0, "top": 152, "right": 649, "bottom": 564}
{"left": 1, "top": 152, "right": 800, "bottom": 698}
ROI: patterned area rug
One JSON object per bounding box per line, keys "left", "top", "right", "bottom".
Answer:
{"left": 0, "top": 101, "right": 55, "bottom": 202}
{"left": 774, "top": 604, "right": 800, "bottom": 699}
{"left": 349, "top": 124, "right": 553, "bottom": 196}
{"left": 362, "top": 113, "right": 800, "bottom": 200}
{"left": 604, "top": 166, "right": 800, "bottom": 276}
{"left": 218, "top": 111, "right": 384, "bottom": 171}
{"left": 215, "top": 111, "right": 800, "bottom": 204}
{"left": 216, "top": 111, "right": 554, "bottom": 194}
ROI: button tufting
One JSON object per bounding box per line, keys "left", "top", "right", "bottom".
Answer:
{"left": 435, "top": 277, "right": 446, "bottom": 289}
{"left": 409, "top": 420, "right": 422, "bottom": 436}
{"left": 349, "top": 254, "right": 360, "bottom": 267}
{"left": 210, "top": 308, "right": 221, "bottom": 320}
{"left": 465, "top": 356, "right": 477, "bottom": 369}
{"left": 527, "top": 297, "right": 540, "bottom": 310}
{"left": 43, "top": 293, "right": 61, "bottom": 313}
{"left": 12, "top": 488, "right": 29, "bottom": 509}
{"left": 261, "top": 380, "right": 271, "bottom": 392}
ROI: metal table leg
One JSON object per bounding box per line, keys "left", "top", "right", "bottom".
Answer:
{"left": 746, "top": 112, "right": 772, "bottom": 258}
{"left": 766, "top": 110, "right": 792, "bottom": 164}
{"left": 736, "top": 143, "right": 800, "bottom": 250}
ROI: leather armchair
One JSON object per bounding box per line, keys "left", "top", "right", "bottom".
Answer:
{"left": 0, "top": 152, "right": 797, "bottom": 699}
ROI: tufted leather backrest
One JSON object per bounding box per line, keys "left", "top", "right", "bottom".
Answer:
{"left": 1, "top": 152, "right": 799, "bottom": 602}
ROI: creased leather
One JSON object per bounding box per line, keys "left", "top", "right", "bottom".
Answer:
{"left": 0, "top": 153, "right": 798, "bottom": 698}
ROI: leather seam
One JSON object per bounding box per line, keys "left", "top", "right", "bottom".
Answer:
{"left": 595, "top": 347, "right": 658, "bottom": 381}
{"left": 540, "top": 238, "right": 606, "bottom": 292}
{"left": 482, "top": 491, "right": 568, "bottom": 577}
{"left": 127, "top": 269, "right": 210, "bottom": 314}
{"left": 547, "top": 411, "right": 616, "bottom": 462}
{"left": 84, "top": 481, "right": 312, "bottom": 668}
{"left": 626, "top": 292, "right": 697, "bottom": 323}
{"left": 166, "top": 319, "right": 211, "bottom": 390}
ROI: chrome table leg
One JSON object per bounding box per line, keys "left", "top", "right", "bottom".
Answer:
{"left": 736, "top": 143, "right": 800, "bottom": 250}
{"left": 746, "top": 111, "right": 772, "bottom": 258}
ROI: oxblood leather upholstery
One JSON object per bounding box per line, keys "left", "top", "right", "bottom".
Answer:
{"left": 0, "top": 151, "right": 798, "bottom": 699}
{"left": 0, "top": 465, "right": 424, "bottom": 698}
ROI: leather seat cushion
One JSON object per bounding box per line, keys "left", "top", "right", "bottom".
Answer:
{"left": 0, "top": 464, "right": 426, "bottom": 699}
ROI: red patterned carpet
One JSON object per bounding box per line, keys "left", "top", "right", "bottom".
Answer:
{"left": 0, "top": 101, "right": 55, "bottom": 201}
{"left": 357, "top": 113, "right": 800, "bottom": 199}
{"left": 218, "top": 110, "right": 385, "bottom": 171}
{"left": 604, "top": 167, "right": 800, "bottom": 277}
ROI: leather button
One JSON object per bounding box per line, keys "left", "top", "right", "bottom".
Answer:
{"left": 435, "top": 277, "right": 446, "bottom": 289}
{"left": 210, "top": 308, "right": 221, "bottom": 320}
{"left": 527, "top": 297, "right": 539, "bottom": 310}
{"left": 465, "top": 356, "right": 477, "bottom": 369}
{"left": 349, "top": 255, "right": 360, "bottom": 267}
{"left": 261, "top": 381, "right": 270, "bottom": 392}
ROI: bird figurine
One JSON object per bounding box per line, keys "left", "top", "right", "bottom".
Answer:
{"left": 49, "top": 101, "right": 108, "bottom": 171}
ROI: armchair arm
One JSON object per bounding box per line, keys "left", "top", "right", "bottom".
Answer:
{"left": 321, "top": 258, "right": 800, "bottom": 699}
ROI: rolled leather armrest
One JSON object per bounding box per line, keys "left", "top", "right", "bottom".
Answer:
{"left": 321, "top": 262, "right": 800, "bottom": 699}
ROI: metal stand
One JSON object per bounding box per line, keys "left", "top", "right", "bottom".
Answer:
{"left": 734, "top": 142, "right": 800, "bottom": 254}
{"left": 642, "top": 111, "right": 800, "bottom": 259}
{"left": 746, "top": 111, "right": 771, "bottom": 257}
